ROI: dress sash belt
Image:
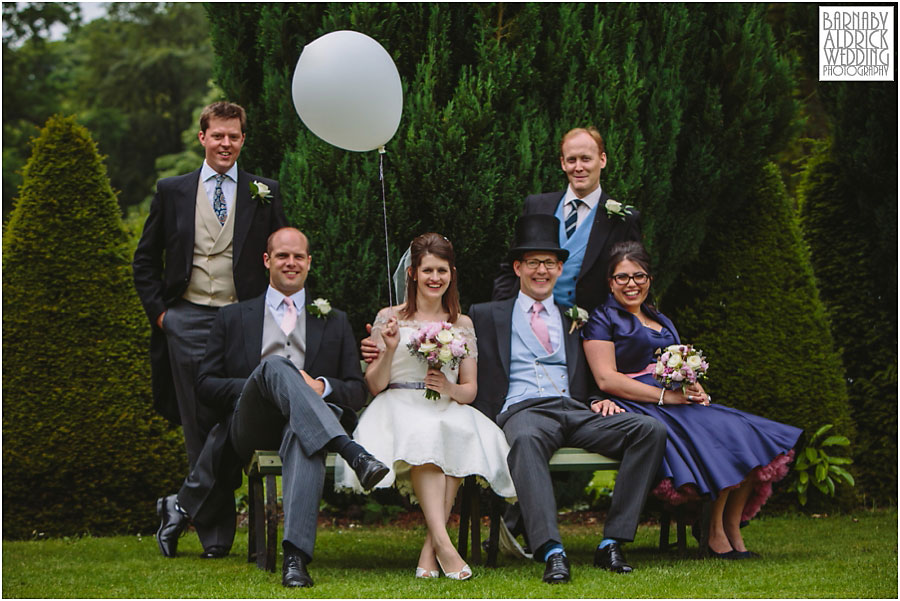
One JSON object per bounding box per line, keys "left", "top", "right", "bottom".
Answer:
{"left": 623, "top": 362, "right": 656, "bottom": 379}
{"left": 388, "top": 382, "right": 426, "bottom": 390}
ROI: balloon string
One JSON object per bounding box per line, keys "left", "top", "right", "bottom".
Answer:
{"left": 379, "top": 148, "right": 393, "bottom": 309}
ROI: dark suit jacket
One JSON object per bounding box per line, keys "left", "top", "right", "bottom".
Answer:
{"left": 492, "top": 189, "right": 642, "bottom": 313}
{"left": 182, "top": 292, "right": 366, "bottom": 515}
{"left": 469, "top": 298, "right": 599, "bottom": 423}
{"left": 132, "top": 168, "right": 288, "bottom": 422}
{"left": 197, "top": 293, "right": 367, "bottom": 431}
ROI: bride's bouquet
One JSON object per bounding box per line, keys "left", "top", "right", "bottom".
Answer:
{"left": 654, "top": 344, "right": 709, "bottom": 393}
{"left": 407, "top": 322, "right": 470, "bottom": 400}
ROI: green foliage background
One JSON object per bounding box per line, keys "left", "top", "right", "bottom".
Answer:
{"left": 206, "top": 2, "right": 796, "bottom": 329}
{"left": 2, "top": 116, "right": 186, "bottom": 538}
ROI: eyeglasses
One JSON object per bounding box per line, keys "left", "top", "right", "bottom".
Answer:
{"left": 611, "top": 272, "right": 649, "bottom": 286}
{"left": 522, "top": 258, "right": 559, "bottom": 270}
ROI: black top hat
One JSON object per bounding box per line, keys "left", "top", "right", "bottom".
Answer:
{"left": 506, "top": 214, "right": 569, "bottom": 262}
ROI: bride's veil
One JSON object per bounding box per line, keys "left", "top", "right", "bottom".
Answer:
{"left": 392, "top": 246, "right": 412, "bottom": 306}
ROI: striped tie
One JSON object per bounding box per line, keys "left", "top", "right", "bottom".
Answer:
{"left": 212, "top": 174, "right": 227, "bottom": 225}
{"left": 564, "top": 199, "right": 581, "bottom": 239}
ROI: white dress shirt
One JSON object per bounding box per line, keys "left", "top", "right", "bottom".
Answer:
{"left": 200, "top": 161, "right": 239, "bottom": 216}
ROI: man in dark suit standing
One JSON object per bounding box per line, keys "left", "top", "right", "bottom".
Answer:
{"left": 133, "top": 102, "right": 288, "bottom": 470}
{"left": 470, "top": 215, "right": 666, "bottom": 584}
{"left": 154, "top": 227, "right": 389, "bottom": 587}
{"left": 493, "top": 127, "right": 641, "bottom": 313}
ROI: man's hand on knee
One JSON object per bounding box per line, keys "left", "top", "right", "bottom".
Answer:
{"left": 590, "top": 399, "right": 623, "bottom": 416}
{"left": 299, "top": 370, "right": 326, "bottom": 396}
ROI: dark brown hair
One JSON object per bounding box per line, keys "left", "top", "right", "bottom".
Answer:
{"left": 559, "top": 127, "right": 606, "bottom": 156}
{"left": 200, "top": 101, "right": 247, "bottom": 133}
{"left": 606, "top": 240, "right": 652, "bottom": 280}
{"left": 400, "top": 233, "right": 460, "bottom": 323}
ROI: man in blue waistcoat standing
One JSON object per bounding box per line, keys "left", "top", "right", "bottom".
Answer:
{"left": 492, "top": 127, "right": 642, "bottom": 313}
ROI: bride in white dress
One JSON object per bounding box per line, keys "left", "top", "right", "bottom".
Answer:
{"left": 334, "top": 233, "right": 515, "bottom": 580}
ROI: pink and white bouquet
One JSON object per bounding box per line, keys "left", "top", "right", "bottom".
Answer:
{"left": 407, "top": 321, "right": 470, "bottom": 400}
{"left": 654, "top": 344, "right": 709, "bottom": 392}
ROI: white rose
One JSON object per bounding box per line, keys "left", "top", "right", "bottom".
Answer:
{"left": 605, "top": 199, "right": 623, "bottom": 213}
{"left": 655, "top": 361, "right": 666, "bottom": 375}
{"left": 686, "top": 354, "right": 703, "bottom": 370}
{"left": 312, "top": 298, "right": 331, "bottom": 315}
{"left": 254, "top": 180, "right": 271, "bottom": 198}
{"left": 436, "top": 329, "right": 455, "bottom": 344}
{"left": 666, "top": 353, "right": 683, "bottom": 369}
{"left": 419, "top": 342, "right": 437, "bottom": 353}
{"left": 438, "top": 346, "right": 454, "bottom": 363}
{"left": 577, "top": 307, "right": 589, "bottom": 321}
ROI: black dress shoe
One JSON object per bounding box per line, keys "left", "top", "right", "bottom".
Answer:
{"left": 282, "top": 553, "right": 314, "bottom": 588}
{"left": 594, "top": 542, "right": 633, "bottom": 573}
{"left": 350, "top": 452, "right": 389, "bottom": 491}
{"left": 709, "top": 549, "right": 740, "bottom": 559}
{"left": 199, "top": 546, "right": 229, "bottom": 559}
{"left": 156, "top": 495, "right": 188, "bottom": 558}
{"left": 542, "top": 553, "right": 570, "bottom": 584}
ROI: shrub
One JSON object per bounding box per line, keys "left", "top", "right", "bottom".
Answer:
{"left": 2, "top": 115, "right": 185, "bottom": 538}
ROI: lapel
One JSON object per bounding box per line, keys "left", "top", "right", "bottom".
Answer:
{"left": 232, "top": 169, "right": 256, "bottom": 268}
{"left": 559, "top": 305, "right": 580, "bottom": 383}
{"left": 177, "top": 169, "right": 202, "bottom": 274}
{"left": 304, "top": 295, "right": 325, "bottom": 368}
{"left": 537, "top": 191, "right": 565, "bottom": 214}
{"left": 242, "top": 295, "right": 266, "bottom": 370}
{"left": 581, "top": 189, "right": 613, "bottom": 277}
{"left": 493, "top": 298, "right": 516, "bottom": 377}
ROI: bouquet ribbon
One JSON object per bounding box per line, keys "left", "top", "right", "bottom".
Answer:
{"left": 623, "top": 363, "right": 656, "bottom": 379}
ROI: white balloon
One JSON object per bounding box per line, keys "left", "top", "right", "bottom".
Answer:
{"left": 292, "top": 30, "right": 403, "bottom": 152}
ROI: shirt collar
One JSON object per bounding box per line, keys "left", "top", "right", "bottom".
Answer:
{"left": 516, "top": 290, "right": 556, "bottom": 314}
{"left": 266, "top": 285, "right": 306, "bottom": 311}
{"left": 201, "top": 160, "right": 239, "bottom": 184}
{"left": 563, "top": 183, "right": 603, "bottom": 210}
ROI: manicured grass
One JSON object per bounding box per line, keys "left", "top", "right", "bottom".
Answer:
{"left": 3, "top": 509, "right": 896, "bottom": 598}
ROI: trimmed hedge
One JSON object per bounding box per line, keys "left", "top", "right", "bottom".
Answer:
{"left": 2, "top": 115, "right": 185, "bottom": 538}
{"left": 799, "top": 141, "right": 896, "bottom": 505}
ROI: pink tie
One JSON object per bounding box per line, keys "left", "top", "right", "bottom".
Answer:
{"left": 281, "top": 297, "right": 296, "bottom": 335}
{"left": 530, "top": 301, "right": 553, "bottom": 353}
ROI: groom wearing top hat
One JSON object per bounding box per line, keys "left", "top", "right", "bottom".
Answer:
{"left": 469, "top": 214, "right": 666, "bottom": 584}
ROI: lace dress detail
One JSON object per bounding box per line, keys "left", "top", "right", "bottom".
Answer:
{"left": 334, "top": 319, "right": 515, "bottom": 501}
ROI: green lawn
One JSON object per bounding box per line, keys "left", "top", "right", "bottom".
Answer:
{"left": 3, "top": 509, "right": 896, "bottom": 598}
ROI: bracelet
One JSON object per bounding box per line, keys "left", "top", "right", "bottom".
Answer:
{"left": 658, "top": 388, "right": 665, "bottom": 406}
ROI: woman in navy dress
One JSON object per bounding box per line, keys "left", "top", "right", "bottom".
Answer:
{"left": 582, "top": 241, "right": 802, "bottom": 559}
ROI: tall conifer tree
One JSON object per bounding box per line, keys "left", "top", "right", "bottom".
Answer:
{"left": 2, "top": 115, "right": 184, "bottom": 537}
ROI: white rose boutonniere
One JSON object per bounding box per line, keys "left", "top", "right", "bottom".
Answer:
{"left": 604, "top": 198, "right": 635, "bottom": 220}
{"left": 564, "top": 305, "right": 590, "bottom": 334}
{"left": 250, "top": 180, "right": 272, "bottom": 203}
{"left": 308, "top": 298, "right": 332, "bottom": 319}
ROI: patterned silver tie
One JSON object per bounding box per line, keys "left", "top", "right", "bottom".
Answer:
{"left": 212, "top": 174, "right": 227, "bottom": 226}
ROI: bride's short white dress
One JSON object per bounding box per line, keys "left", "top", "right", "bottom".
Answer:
{"left": 334, "top": 320, "right": 516, "bottom": 500}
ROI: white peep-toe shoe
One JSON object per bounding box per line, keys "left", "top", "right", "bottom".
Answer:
{"left": 415, "top": 567, "right": 439, "bottom": 579}
{"left": 437, "top": 557, "right": 472, "bottom": 581}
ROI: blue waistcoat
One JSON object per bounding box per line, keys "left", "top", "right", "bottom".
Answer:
{"left": 553, "top": 197, "right": 598, "bottom": 309}
{"left": 503, "top": 306, "right": 570, "bottom": 413}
